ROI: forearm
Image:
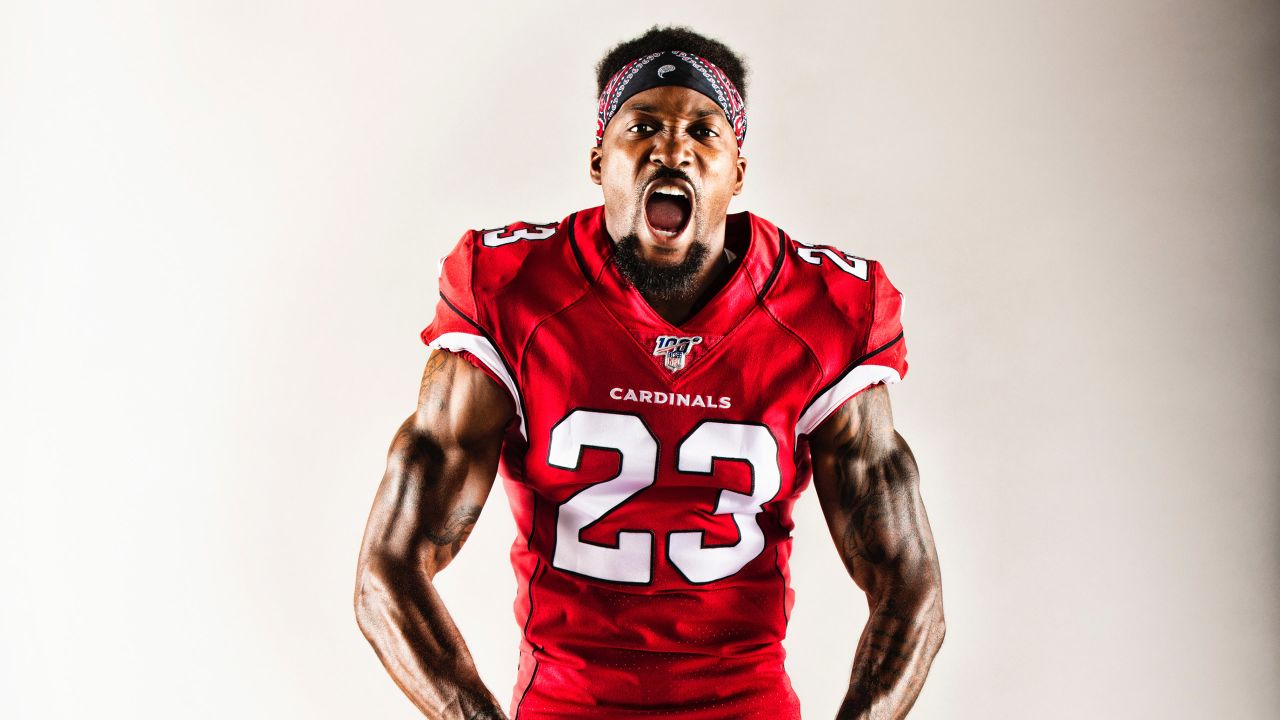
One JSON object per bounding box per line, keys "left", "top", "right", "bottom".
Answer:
{"left": 356, "top": 556, "right": 506, "bottom": 719}
{"left": 837, "top": 579, "right": 945, "bottom": 720}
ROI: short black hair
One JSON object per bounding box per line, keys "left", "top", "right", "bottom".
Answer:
{"left": 595, "top": 26, "right": 749, "bottom": 102}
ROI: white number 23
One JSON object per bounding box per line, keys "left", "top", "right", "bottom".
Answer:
{"left": 548, "top": 410, "right": 781, "bottom": 585}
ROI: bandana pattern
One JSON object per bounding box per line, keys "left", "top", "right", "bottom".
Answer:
{"left": 595, "top": 51, "right": 747, "bottom": 148}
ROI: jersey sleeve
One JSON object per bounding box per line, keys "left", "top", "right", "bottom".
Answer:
{"left": 862, "top": 260, "right": 908, "bottom": 377}
{"left": 795, "top": 260, "right": 908, "bottom": 436}
{"left": 419, "top": 229, "right": 522, "bottom": 414}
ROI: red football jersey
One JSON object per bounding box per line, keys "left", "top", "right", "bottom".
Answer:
{"left": 420, "top": 206, "right": 907, "bottom": 719}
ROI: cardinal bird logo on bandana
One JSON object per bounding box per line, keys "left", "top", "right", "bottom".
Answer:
{"left": 653, "top": 335, "right": 703, "bottom": 372}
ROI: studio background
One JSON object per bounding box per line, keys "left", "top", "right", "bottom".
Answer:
{"left": 2, "top": 1, "right": 1277, "bottom": 718}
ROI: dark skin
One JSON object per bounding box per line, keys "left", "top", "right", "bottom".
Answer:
{"left": 355, "top": 85, "right": 944, "bottom": 718}
{"left": 354, "top": 350, "right": 514, "bottom": 719}
{"left": 810, "top": 384, "right": 946, "bottom": 719}
{"left": 589, "top": 85, "right": 745, "bottom": 324}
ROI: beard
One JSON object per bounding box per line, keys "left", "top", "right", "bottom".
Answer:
{"left": 611, "top": 233, "right": 711, "bottom": 302}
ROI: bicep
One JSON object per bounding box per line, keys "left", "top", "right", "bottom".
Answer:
{"left": 358, "top": 349, "right": 516, "bottom": 576}
{"left": 808, "top": 384, "right": 938, "bottom": 596}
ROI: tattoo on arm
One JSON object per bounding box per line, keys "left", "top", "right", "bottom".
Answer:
{"left": 425, "top": 504, "right": 483, "bottom": 557}
{"left": 811, "top": 385, "right": 945, "bottom": 720}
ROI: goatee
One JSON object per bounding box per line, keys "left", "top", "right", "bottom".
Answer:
{"left": 611, "top": 234, "right": 710, "bottom": 302}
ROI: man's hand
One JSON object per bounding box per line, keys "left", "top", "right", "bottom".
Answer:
{"left": 355, "top": 349, "right": 515, "bottom": 719}
{"left": 809, "top": 384, "right": 945, "bottom": 720}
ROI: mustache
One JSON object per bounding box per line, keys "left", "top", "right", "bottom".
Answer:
{"left": 642, "top": 166, "right": 694, "bottom": 188}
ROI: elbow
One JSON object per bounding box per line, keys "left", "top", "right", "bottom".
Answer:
{"left": 353, "top": 550, "right": 436, "bottom": 641}
{"left": 911, "top": 560, "right": 946, "bottom": 652}
{"left": 353, "top": 554, "right": 397, "bottom": 641}
{"left": 931, "top": 606, "right": 947, "bottom": 654}
{"left": 924, "top": 583, "right": 946, "bottom": 655}
{"left": 870, "top": 570, "right": 946, "bottom": 656}
{"left": 353, "top": 566, "right": 379, "bottom": 640}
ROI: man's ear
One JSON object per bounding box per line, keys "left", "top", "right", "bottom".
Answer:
{"left": 732, "top": 153, "right": 747, "bottom": 196}
{"left": 589, "top": 146, "right": 603, "bottom": 186}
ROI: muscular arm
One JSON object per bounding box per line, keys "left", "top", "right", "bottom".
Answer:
{"left": 809, "top": 384, "right": 945, "bottom": 720}
{"left": 354, "top": 350, "right": 516, "bottom": 719}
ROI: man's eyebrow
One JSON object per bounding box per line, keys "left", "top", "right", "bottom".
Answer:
{"left": 627, "top": 103, "right": 724, "bottom": 119}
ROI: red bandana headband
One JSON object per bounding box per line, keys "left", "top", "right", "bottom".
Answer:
{"left": 595, "top": 50, "right": 747, "bottom": 148}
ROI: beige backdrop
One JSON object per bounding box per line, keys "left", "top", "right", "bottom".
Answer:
{"left": 2, "top": 1, "right": 1277, "bottom": 718}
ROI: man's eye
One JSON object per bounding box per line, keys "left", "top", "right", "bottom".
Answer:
{"left": 629, "top": 123, "right": 655, "bottom": 133}
{"left": 692, "top": 127, "right": 720, "bottom": 138}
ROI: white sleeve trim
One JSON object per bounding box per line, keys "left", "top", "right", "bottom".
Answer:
{"left": 426, "top": 331, "right": 526, "bottom": 439}
{"left": 795, "top": 363, "right": 901, "bottom": 441}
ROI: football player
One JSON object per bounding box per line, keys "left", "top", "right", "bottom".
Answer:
{"left": 356, "top": 26, "right": 945, "bottom": 719}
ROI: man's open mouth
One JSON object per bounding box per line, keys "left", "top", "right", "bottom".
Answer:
{"left": 643, "top": 179, "right": 694, "bottom": 238}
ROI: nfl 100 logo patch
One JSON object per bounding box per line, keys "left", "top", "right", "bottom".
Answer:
{"left": 653, "top": 335, "right": 703, "bottom": 372}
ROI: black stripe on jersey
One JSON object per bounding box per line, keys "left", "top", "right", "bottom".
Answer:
{"left": 774, "top": 544, "right": 789, "bottom": 623}
{"left": 514, "top": 654, "right": 540, "bottom": 719}
{"left": 796, "top": 331, "right": 905, "bottom": 422}
{"left": 565, "top": 211, "right": 593, "bottom": 283}
{"left": 758, "top": 228, "right": 788, "bottom": 301}
{"left": 438, "top": 291, "right": 485, "bottom": 336}
{"left": 514, "top": 560, "right": 545, "bottom": 719}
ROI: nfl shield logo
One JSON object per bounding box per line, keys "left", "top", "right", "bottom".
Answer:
{"left": 652, "top": 335, "right": 703, "bottom": 372}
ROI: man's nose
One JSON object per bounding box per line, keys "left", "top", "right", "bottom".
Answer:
{"left": 649, "top": 128, "right": 694, "bottom": 168}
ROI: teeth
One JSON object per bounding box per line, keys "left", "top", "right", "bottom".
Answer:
{"left": 652, "top": 185, "right": 690, "bottom": 200}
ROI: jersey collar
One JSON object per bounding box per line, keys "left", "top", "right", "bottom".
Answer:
{"left": 567, "top": 205, "right": 785, "bottom": 377}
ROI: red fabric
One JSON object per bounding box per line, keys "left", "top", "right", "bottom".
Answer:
{"left": 420, "top": 208, "right": 907, "bottom": 719}
{"left": 418, "top": 231, "right": 518, "bottom": 399}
